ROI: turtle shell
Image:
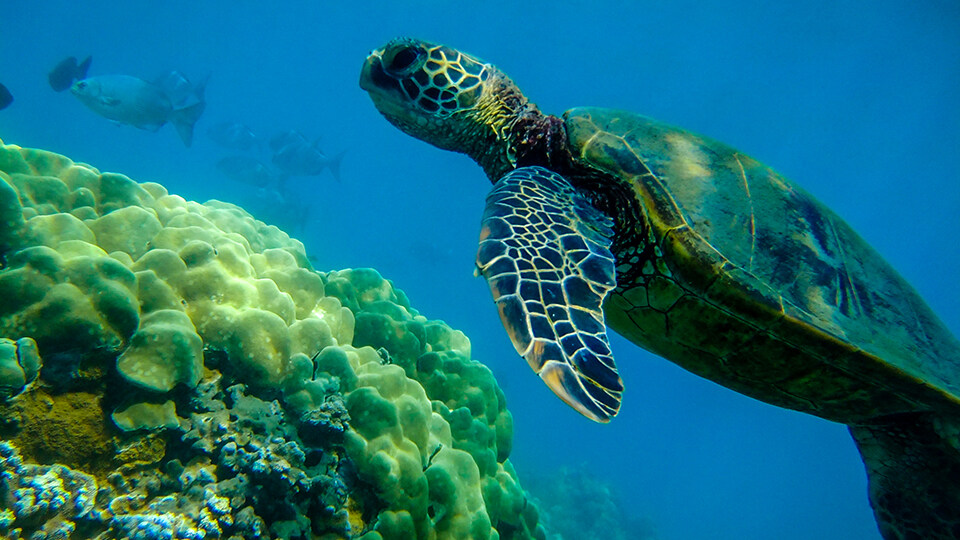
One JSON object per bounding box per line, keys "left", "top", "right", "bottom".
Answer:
{"left": 563, "top": 106, "right": 960, "bottom": 422}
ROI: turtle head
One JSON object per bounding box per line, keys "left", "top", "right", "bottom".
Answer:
{"left": 361, "top": 38, "right": 537, "bottom": 179}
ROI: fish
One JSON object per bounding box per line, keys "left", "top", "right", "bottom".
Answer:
{"left": 269, "top": 130, "right": 344, "bottom": 180}
{"left": 247, "top": 187, "right": 311, "bottom": 233}
{"left": 155, "top": 70, "right": 206, "bottom": 108}
{"left": 48, "top": 55, "right": 92, "bottom": 92}
{"left": 70, "top": 72, "right": 206, "bottom": 146}
{"left": 216, "top": 155, "right": 277, "bottom": 188}
{"left": 0, "top": 83, "right": 11, "bottom": 110}
{"left": 269, "top": 129, "right": 311, "bottom": 153}
{"left": 207, "top": 121, "right": 262, "bottom": 151}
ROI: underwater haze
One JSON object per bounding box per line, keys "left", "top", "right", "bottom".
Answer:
{"left": 2, "top": 2, "right": 958, "bottom": 539}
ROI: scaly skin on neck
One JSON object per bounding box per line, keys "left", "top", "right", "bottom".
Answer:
{"left": 465, "top": 69, "right": 570, "bottom": 182}
{"left": 462, "top": 67, "right": 533, "bottom": 180}
{"left": 459, "top": 68, "right": 642, "bottom": 255}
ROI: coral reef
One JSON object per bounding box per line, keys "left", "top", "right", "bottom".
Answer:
{"left": 0, "top": 140, "right": 546, "bottom": 539}
{"left": 0, "top": 378, "right": 348, "bottom": 539}
{"left": 0, "top": 337, "right": 40, "bottom": 399}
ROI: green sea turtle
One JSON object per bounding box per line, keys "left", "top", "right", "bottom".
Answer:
{"left": 360, "top": 38, "right": 960, "bottom": 538}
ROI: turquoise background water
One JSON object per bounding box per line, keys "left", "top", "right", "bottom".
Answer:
{"left": 2, "top": 2, "right": 958, "bottom": 538}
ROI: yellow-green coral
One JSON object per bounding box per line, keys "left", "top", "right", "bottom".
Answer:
{"left": 111, "top": 400, "right": 180, "bottom": 432}
{"left": 0, "top": 141, "right": 545, "bottom": 539}
{"left": 116, "top": 309, "right": 202, "bottom": 392}
{"left": 0, "top": 143, "right": 351, "bottom": 396}
{"left": 0, "top": 243, "right": 140, "bottom": 355}
{"left": 315, "top": 345, "right": 501, "bottom": 539}
{"left": 321, "top": 270, "right": 543, "bottom": 539}
{"left": 0, "top": 337, "right": 40, "bottom": 399}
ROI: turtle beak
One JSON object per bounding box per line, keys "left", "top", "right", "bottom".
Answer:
{"left": 359, "top": 49, "right": 385, "bottom": 93}
{"left": 360, "top": 48, "right": 419, "bottom": 128}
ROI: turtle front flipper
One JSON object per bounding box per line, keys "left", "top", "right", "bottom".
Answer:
{"left": 476, "top": 166, "right": 623, "bottom": 422}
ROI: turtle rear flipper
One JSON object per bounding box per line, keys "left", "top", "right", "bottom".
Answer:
{"left": 849, "top": 413, "right": 960, "bottom": 539}
{"left": 476, "top": 166, "right": 623, "bottom": 422}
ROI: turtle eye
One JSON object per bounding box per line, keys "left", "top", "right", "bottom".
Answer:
{"left": 383, "top": 45, "right": 425, "bottom": 78}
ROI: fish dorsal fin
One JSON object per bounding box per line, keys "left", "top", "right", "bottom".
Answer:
{"left": 77, "top": 56, "right": 92, "bottom": 79}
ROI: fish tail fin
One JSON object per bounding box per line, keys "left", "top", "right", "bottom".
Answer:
{"left": 171, "top": 100, "right": 206, "bottom": 147}
{"left": 192, "top": 73, "right": 209, "bottom": 102}
{"left": 326, "top": 150, "right": 346, "bottom": 182}
{"left": 77, "top": 56, "right": 92, "bottom": 79}
{"left": 849, "top": 412, "right": 960, "bottom": 539}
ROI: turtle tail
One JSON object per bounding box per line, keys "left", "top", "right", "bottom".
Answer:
{"left": 849, "top": 412, "right": 960, "bottom": 539}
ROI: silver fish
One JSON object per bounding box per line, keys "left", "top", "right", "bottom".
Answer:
{"left": 70, "top": 72, "right": 206, "bottom": 146}
{"left": 247, "top": 187, "right": 311, "bottom": 233}
{"left": 269, "top": 130, "right": 344, "bottom": 180}
{"left": 216, "top": 155, "right": 276, "bottom": 188}
{"left": 155, "top": 70, "right": 204, "bottom": 108}
{"left": 207, "top": 121, "right": 262, "bottom": 151}
{"left": 269, "top": 129, "right": 311, "bottom": 153}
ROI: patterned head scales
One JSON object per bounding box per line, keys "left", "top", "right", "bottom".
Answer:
{"left": 360, "top": 38, "right": 505, "bottom": 153}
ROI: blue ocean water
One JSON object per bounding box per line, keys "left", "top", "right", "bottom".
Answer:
{"left": 2, "top": 2, "right": 957, "bottom": 539}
